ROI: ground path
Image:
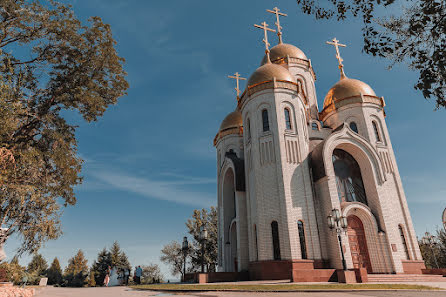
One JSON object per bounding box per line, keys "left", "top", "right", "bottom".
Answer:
{"left": 35, "top": 286, "right": 446, "bottom": 297}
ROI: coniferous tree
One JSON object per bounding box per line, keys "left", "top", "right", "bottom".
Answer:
{"left": 90, "top": 248, "right": 112, "bottom": 286}
{"left": 64, "top": 250, "right": 88, "bottom": 287}
{"left": 47, "top": 258, "right": 63, "bottom": 285}
{"left": 27, "top": 254, "right": 48, "bottom": 276}
{"left": 109, "top": 241, "right": 131, "bottom": 270}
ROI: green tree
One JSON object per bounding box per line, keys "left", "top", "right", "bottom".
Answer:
{"left": 295, "top": 0, "right": 446, "bottom": 108}
{"left": 160, "top": 241, "right": 184, "bottom": 279}
{"left": 419, "top": 228, "right": 446, "bottom": 269}
{"left": 141, "top": 264, "right": 163, "bottom": 284}
{"left": 88, "top": 270, "right": 96, "bottom": 287}
{"left": 109, "top": 241, "right": 131, "bottom": 270}
{"left": 64, "top": 250, "right": 89, "bottom": 287}
{"left": 47, "top": 257, "right": 63, "bottom": 285}
{"left": 90, "top": 248, "right": 112, "bottom": 286}
{"left": 0, "top": 0, "right": 128, "bottom": 256}
{"left": 27, "top": 254, "right": 48, "bottom": 276}
{"left": 185, "top": 207, "right": 218, "bottom": 272}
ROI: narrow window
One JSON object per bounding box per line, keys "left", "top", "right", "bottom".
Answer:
{"left": 399, "top": 225, "right": 410, "bottom": 260}
{"left": 271, "top": 221, "right": 281, "bottom": 260}
{"left": 298, "top": 220, "right": 307, "bottom": 259}
{"left": 247, "top": 118, "right": 251, "bottom": 140}
{"left": 284, "top": 108, "right": 292, "bottom": 130}
{"left": 311, "top": 122, "right": 318, "bottom": 130}
{"left": 254, "top": 224, "right": 258, "bottom": 261}
{"left": 262, "top": 110, "right": 269, "bottom": 132}
{"left": 372, "top": 121, "right": 381, "bottom": 142}
{"left": 350, "top": 122, "right": 358, "bottom": 133}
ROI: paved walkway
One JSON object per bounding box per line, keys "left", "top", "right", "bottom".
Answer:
{"left": 35, "top": 286, "right": 446, "bottom": 297}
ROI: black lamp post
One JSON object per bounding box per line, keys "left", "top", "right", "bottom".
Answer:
{"left": 327, "top": 208, "right": 348, "bottom": 271}
{"left": 199, "top": 226, "right": 208, "bottom": 273}
{"left": 181, "top": 236, "right": 189, "bottom": 281}
{"left": 422, "top": 232, "right": 439, "bottom": 269}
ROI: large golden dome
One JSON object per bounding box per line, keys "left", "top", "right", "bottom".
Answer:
{"left": 247, "top": 63, "right": 294, "bottom": 87}
{"left": 323, "top": 77, "right": 376, "bottom": 109}
{"left": 219, "top": 109, "right": 242, "bottom": 132}
{"left": 261, "top": 43, "right": 307, "bottom": 65}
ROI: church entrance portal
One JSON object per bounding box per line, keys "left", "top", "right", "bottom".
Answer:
{"left": 347, "top": 215, "right": 372, "bottom": 273}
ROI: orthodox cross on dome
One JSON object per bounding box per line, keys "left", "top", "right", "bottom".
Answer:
{"left": 326, "top": 37, "right": 347, "bottom": 79}
{"left": 267, "top": 7, "right": 287, "bottom": 44}
{"left": 254, "top": 21, "right": 276, "bottom": 63}
{"left": 228, "top": 72, "right": 246, "bottom": 100}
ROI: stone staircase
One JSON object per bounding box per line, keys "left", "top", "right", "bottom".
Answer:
{"left": 368, "top": 274, "right": 446, "bottom": 282}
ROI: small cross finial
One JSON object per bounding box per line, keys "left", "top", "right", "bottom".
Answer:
{"left": 254, "top": 21, "right": 276, "bottom": 63}
{"left": 267, "top": 7, "right": 287, "bottom": 44}
{"left": 326, "top": 38, "right": 347, "bottom": 79}
{"left": 228, "top": 72, "right": 246, "bottom": 100}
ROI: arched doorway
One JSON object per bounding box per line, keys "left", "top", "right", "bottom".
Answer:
{"left": 222, "top": 168, "right": 237, "bottom": 272}
{"left": 347, "top": 215, "right": 372, "bottom": 273}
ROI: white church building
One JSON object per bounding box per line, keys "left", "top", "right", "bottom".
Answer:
{"left": 213, "top": 8, "right": 426, "bottom": 281}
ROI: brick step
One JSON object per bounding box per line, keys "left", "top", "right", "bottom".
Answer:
{"left": 368, "top": 274, "right": 446, "bottom": 282}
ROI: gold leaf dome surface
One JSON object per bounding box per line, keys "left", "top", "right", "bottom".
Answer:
{"left": 219, "top": 109, "right": 243, "bottom": 132}
{"left": 323, "top": 77, "right": 376, "bottom": 109}
{"left": 247, "top": 63, "right": 294, "bottom": 87}
{"left": 261, "top": 43, "right": 307, "bottom": 65}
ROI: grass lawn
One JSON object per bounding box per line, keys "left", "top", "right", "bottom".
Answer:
{"left": 131, "top": 283, "right": 440, "bottom": 292}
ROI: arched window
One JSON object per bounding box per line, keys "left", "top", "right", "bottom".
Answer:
{"left": 399, "top": 225, "right": 410, "bottom": 260}
{"left": 297, "top": 220, "right": 307, "bottom": 259}
{"left": 284, "top": 108, "right": 292, "bottom": 130}
{"left": 271, "top": 221, "right": 281, "bottom": 260}
{"left": 262, "top": 110, "right": 269, "bottom": 132}
{"left": 311, "top": 122, "right": 318, "bottom": 130}
{"left": 247, "top": 118, "right": 251, "bottom": 140}
{"left": 350, "top": 122, "right": 358, "bottom": 133}
{"left": 372, "top": 121, "right": 381, "bottom": 142}
{"left": 332, "top": 149, "right": 368, "bottom": 204}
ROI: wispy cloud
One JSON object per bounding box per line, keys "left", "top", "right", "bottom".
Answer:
{"left": 89, "top": 170, "right": 215, "bottom": 207}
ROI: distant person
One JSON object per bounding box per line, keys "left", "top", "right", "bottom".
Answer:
{"left": 135, "top": 265, "right": 142, "bottom": 285}
{"left": 124, "top": 268, "right": 130, "bottom": 285}
{"left": 104, "top": 266, "right": 111, "bottom": 287}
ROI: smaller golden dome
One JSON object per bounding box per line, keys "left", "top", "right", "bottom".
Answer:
{"left": 323, "top": 77, "right": 376, "bottom": 109}
{"left": 261, "top": 43, "right": 307, "bottom": 65}
{"left": 247, "top": 63, "right": 294, "bottom": 87}
{"left": 219, "top": 109, "right": 242, "bottom": 132}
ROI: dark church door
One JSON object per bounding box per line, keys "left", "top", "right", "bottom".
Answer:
{"left": 347, "top": 216, "right": 372, "bottom": 273}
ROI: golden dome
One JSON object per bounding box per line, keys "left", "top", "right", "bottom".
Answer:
{"left": 219, "top": 109, "right": 242, "bottom": 132}
{"left": 323, "top": 77, "right": 376, "bottom": 109}
{"left": 261, "top": 43, "right": 307, "bottom": 65}
{"left": 247, "top": 63, "right": 294, "bottom": 87}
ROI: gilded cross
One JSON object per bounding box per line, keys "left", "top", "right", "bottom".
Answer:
{"left": 254, "top": 21, "right": 276, "bottom": 62}
{"left": 228, "top": 72, "right": 246, "bottom": 99}
{"left": 326, "top": 38, "right": 347, "bottom": 78}
{"left": 267, "top": 7, "right": 287, "bottom": 44}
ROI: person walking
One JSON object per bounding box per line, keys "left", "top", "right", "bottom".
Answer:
{"left": 124, "top": 268, "right": 130, "bottom": 285}
{"left": 104, "top": 266, "right": 111, "bottom": 287}
{"left": 135, "top": 265, "right": 142, "bottom": 285}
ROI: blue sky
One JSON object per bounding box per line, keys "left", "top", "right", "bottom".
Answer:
{"left": 5, "top": 0, "right": 446, "bottom": 279}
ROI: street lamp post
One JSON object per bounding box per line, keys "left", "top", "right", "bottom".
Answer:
{"left": 199, "top": 226, "right": 208, "bottom": 273}
{"left": 422, "top": 232, "right": 439, "bottom": 269}
{"left": 181, "top": 236, "right": 189, "bottom": 282}
{"left": 327, "top": 208, "right": 349, "bottom": 271}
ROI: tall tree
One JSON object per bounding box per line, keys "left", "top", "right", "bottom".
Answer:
{"left": 27, "top": 253, "right": 48, "bottom": 276}
{"left": 419, "top": 228, "right": 446, "bottom": 269}
{"left": 64, "top": 250, "right": 89, "bottom": 287}
{"left": 0, "top": 0, "right": 128, "bottom": 256}
{"left": 47, "top": 257, "right": 63, "bottom": 285}
{"left": 185, "top": 207, "right": 218, "bottom": 272}
{"left": 90, "top": 248, "right": 112, "bottom": 286}
{"left": 109, "top": 241, "right": 131, "bottom": 270}
{"left": 295, "top": 0, "right": 446, "bottom": 108}
{"left": 160, "top": 241, "right": 184, "bottom": 279}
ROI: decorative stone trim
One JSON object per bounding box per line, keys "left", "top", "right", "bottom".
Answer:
{"left": 319, "top": 95, "right": 385, "bottom": 121}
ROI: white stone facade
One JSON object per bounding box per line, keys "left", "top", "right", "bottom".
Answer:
{"left": 214, "top": 42, "right": 422, "bottom": 276}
